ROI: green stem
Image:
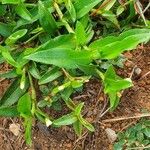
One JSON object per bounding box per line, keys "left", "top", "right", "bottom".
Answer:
{"left": 28, "top": 73, "right": 36, "bottom": 115}
{"left": 24, "top": 31, "right": 43, "bottom": 44}
{"left": 53, "top": 2, "right": 74, "bottom": 33}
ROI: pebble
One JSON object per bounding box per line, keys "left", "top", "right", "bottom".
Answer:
{"left": 134, "top": 67, "right": 142, "bottom": 75}
{"left": 9, "top": 123, "right": 20, "bottom": 136}
{"left": 105, "top": 128, "right": 117, "bottom": 143}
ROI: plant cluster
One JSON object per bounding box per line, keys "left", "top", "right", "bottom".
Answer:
{"left": 114, "top": 119, "right": 150, "bottom": 150}
{"left": 0, "top": 0, "right": 150, "bottom": 145}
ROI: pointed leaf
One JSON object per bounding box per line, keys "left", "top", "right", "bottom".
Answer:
{"left": 25, "top": 48, "right": 93, "bottom": 69}
{"left": 39, "top": 67, "right": 62, "bottom": 85}
{"left": 0, "top": 106, "right": 19, "bottom": 117}
{"left": 0, "top": 79, "right": 29, "bottom": 107}
{"left": 38, "top": 1, "right": 57, "bottom": 34}
{"left": 78, "top": 115, "right": 95, "bottom": 132}
{"left": 90, "top": 29, "right": 150, "bottom": 59}
{"left": 73, "top": 120, "right": 83, "bottom": 136}
{"left": 75, "top": 0, "right": 102, "bottom": 19}
{"left": 53, "top": 113, "right": 77, "bottom": 126}
{"left": 75, "top": 21, "right": 86, "bottom": 45}
{"left": 5, "top": 29, "right": 27, "bottom": 45}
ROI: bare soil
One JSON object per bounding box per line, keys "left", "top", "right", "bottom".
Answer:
{"left": 0, "top": 45, "right": 150, "bottom": 150}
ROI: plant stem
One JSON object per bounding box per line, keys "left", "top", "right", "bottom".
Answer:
{"left": 53, "top": 2, "right": 74, "bottom": 33}
{"left": 28, "top": 73, "right": 36, "bottom": 115}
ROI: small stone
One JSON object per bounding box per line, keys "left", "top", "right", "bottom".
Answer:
{"left": 105, "top": 128, "right": 117, "bottom": 143}
{"left": 9, "top": 123, "right": 20, "bottom": 136}
{"left": 134, "top": 67, "right": 142, "bottom": 75}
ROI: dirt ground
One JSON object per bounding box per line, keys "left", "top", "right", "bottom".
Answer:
{"left": 0, "top": 44, "right": 150, "bottom": 150}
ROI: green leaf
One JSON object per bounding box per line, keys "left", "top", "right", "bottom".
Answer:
{"left": 0, "top": 22, "right": 14, "bottom": 37}
{"left": 0, "top": 106, "right": 19, "bottom": 117}
{"left": 116, "top": 5, "right": 125, "bottom": 16}
{"left": 25, "top": 48, "right": 93, "bottom": 69}
{"left": 1, "top": 0, "right": 22, "bottom": 4}
{"left": 53, "top": 113, "right": 77, "bottom": 126}
{"left": 101, "top": 10, "right": 120, "bottom": 28}
{"left": 78, "top": 115, "right": 95, "bottom": 132}
{"left": 143, "top": 128, "right": 150, "bottom": 137}
{"left": 90, "top": 29, "right": 150, "bottom": 59}
{"left": 16, "top": 3, "right": 32, "bottom": 21}
{"left": 74, "top": 102, "right": 84, "bottom": 116}
{"left": 108, "top": 92, "right": 120, "bottom": 109}
{"left": 0, "top": 69, "right": 18, "bottom": 79}
{"left": 0, "top": 79, "right": 29, "bottom": 107}
{"left": 37, "top": 34, "right": 76, "bottom": 51}
{"left": 17, "top": 93, "right": 32, "bottom": 117}
{"left": 73, "top": 120, "right": 83, "bottom": 136}
{"left": 29, "top": 63, "right": 41, "bottom": 79}
{"left": 5, "top": 29, "right": 27, "bottom": 45}
{"left": 75, "top": 0, "right": 102, "bottom": 19}
{"left": 136, "top": 132, "right": 144, "bottom": 142}
{"left": 39, "top": 67, "right": 62, "bottom": 85}
{"left": 75, "top": 21, "right": 86, "bottom": 46}
{"left": 102, "top": 66, "right": 133, "bottom": 109}
{"left": 104, "top": 66, "right": 133, "bottom": 93}
{"left": 0, "top": 5, "right": 6, "bottom": 16}
{"left": 38, "top": 1, "right": 57, "bottom": 34}
{"left": 1, "top": 46, "right": 18, "bottom": 67}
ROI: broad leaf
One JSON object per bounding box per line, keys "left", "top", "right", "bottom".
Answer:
{"left": 25, "top": 48, "right": 93, "bottom": 69}
{"left": 104, "top": 66, "right": 133, "bottom": 93}
{"left": 17, "top": 93, "right": 32, "bottom": 117}
{"left": 90, "top": 29, "right": 150, "bottom": 59}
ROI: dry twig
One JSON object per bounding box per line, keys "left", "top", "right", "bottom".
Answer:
{"left": 102, "top": 113, "right": 150, "bottom": 123}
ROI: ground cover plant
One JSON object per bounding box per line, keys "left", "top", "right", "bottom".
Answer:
{"left": 0, "top": 0, "right": 150, "bottom": 146}
{"left": 114, "top": 119, "right": 150, "bottom": 150}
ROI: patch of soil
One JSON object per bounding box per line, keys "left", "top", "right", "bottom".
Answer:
{"left": 0, "top": 45, "right": 150, "bottom": 150}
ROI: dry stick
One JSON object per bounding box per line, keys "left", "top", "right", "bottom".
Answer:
{"left": 143, "top": 1, "right": 150, "bottom": 14}
{"left": 99, "top": 107, "right": 111, "bottom": 118}
{"left": 140, "top": 71, "right": 150, "bottom": 80}
{"left": 102, "top": 113, "right": 150, "bottom": 123}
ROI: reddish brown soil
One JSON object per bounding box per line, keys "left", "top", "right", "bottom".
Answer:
{"left": 0, "top": 45, "right": 150, "bottom": 150}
